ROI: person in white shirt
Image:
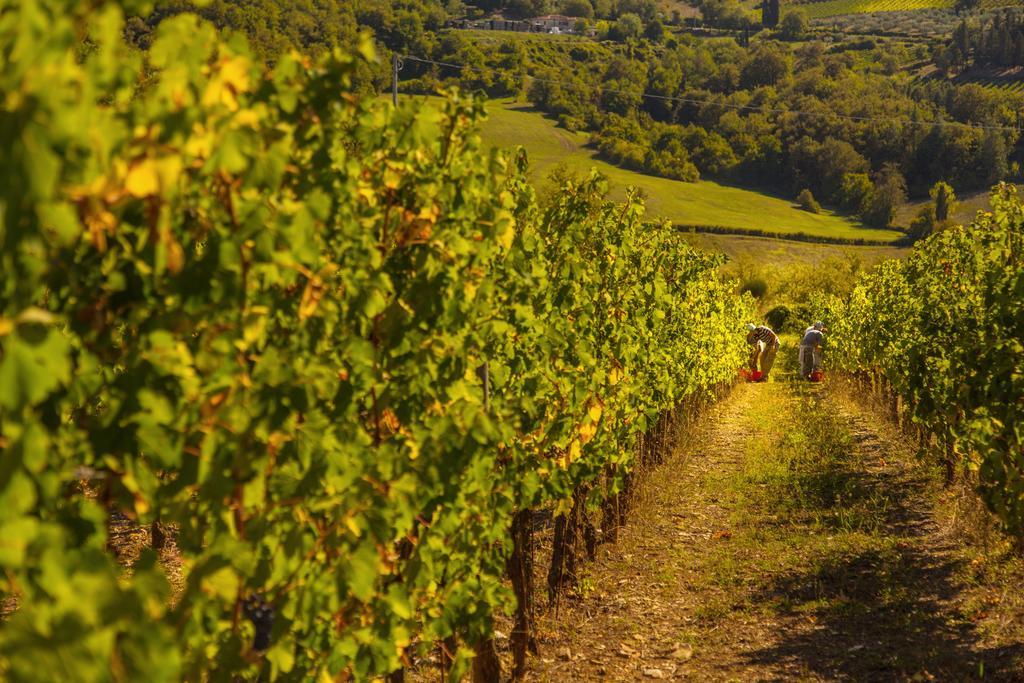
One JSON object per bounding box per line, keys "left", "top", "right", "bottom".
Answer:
{"left": 799, "top": 321, "right": 825, "bottom": 380}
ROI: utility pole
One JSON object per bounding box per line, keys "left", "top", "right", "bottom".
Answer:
{"left": 392, "top": 53, "right": 402, "bottom": 106}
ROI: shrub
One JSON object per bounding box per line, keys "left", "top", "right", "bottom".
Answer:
{"left": 930, "top": 181, "right": 957, "bottom": 222}
{"left": 909, "top": 205, "right": 937, "bottom": 241}
{"left": 780, "top": 10, "right": 810, "bottom": 40}
{"left": 838, "top": 172, "right": 874, "bottom": 215}
{"left": 765, "top": 304, "right": 793, "bottom": 332}
{"left": 609, "top": 12, "right": 643, "bottom": 41}
{"left": 559, "top": 114, "right": 586, "bottom": 131}
{"left": 864, "top": 164, "right": 907, "bottom": 228}
{"left": 740, "top": 276, "right": 770, "bottom": 299}
{"left": 797, "top": 188, "right": 822, "bottom": 214}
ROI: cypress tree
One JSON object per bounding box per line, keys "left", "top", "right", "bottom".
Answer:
{"left": 954, "top": 20, "right": 971, "bottom": 67}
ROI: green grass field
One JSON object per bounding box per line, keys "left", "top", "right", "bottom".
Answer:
{"left": 683, "top": 232, "right": 907, "bottom": 263}
{"left": 478, "top": 100, "right": 902, "bottom": 242}
{"left": 894, "top": 187, "right": 1003, "bottom": 229}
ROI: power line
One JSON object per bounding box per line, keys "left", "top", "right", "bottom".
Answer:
{"left": 399, "top": 53, "right": 1023, "bottom": 133}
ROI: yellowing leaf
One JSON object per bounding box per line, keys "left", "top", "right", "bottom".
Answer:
{"left": 16, "top": 307, "right": 56, "bottom": 325}
{"left": 85, "top": 208, "right": 117, "bottom": 252}
{"left": 164, "top": 232, "right": 185, "bottom": 274}
{"left": 156, "top": 156, "right": 183, "bottom": 191}
{"left": 236, "top": 307, "right": 267, "bottom": 350}
{"left": 134, "top": 493, "right": 150, "bottom": 516}
{"left": 406, "top": 437, "right": 420, "bottom": 460}
{"left": 234, "top": 108, "right": 260, "bottom": 128}
{"left": 496, "top": 214, "right": 516, "bottom": 250}
{"left": 344, "top": 517, "right": 361, "bottom": 537}
{"left": 417, "top": 204, "right": 439, "bottom": 223}
{"left": 298, "top": 277, "right": 324, "bottom": 320}
{"left": 553, "top": 496, "right": 573, "bottom": 517}
{"left": 125, "top": 158, "right": 160, "bottom": 197}
{"left": 357, "top": 186, "right": 378, "bottom": 206}
{"left": 203, "top": 79, "right": 237, "bottom": 112}
{"left": 579, "top": 421, "right": 597, "bottom": 444}
{"left": 588, "top": 400, "right": 603, "bottom": 422}
{"left": 202, "top": 56, "right": 252, "bottom": 111}
{"left": 219, "top": 55, "right": 252, "bottom": 93}
{"left": 383, "top": 168, "right": 402, "bottom": 190}
{"left": 185, "top": 123, "right": 214, "bottom": 158}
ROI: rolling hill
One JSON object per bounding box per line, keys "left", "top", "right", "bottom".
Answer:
{"left": 478, "top": 100, "right": 904, "bottom": 242}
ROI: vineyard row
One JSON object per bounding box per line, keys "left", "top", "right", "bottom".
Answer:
{"left": 0, "top": 2, "right": 750, "bottom": 681}
{"left": 820, "top": 184, "right": 1024, "bottom": 542}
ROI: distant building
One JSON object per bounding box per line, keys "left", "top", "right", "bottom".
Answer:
{"left": 449, "top": 16, "right": 531, "bottom": 32}
{"left": 488, "top": 17, "right": 525, "bottom": 31}
{"left": 530, "top": 14, "right": 575, "bottom": 33}
{"left": 449, "top": 13, "right": 579, "bottom": 35}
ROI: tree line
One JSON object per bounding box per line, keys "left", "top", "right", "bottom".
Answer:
{"left": 937, "top": 9, "right": 1024, "bottom": 74}
{"left": 128, "top": 1, "right": 1024, "bottom": 229}
{"left": 445, "top": 34, "right": 1021, "bottom": 228}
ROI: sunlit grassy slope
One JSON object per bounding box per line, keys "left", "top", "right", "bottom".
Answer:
{"left": 684, "top": 233, "right": 908, "bottom": 263}
{"left": 478, "top": 100, "right": 902, "bottom": 242}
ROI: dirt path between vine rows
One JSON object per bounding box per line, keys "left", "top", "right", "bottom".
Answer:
{"left": 527, "top": 374, "right": 1024, "bottom": 681}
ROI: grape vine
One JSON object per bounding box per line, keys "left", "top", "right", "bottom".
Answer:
{"left": 0, "top": 1, "right": 750, "bottom": 680}
{"left": 821, "top": 184, "right": 1024, "bottom": 541}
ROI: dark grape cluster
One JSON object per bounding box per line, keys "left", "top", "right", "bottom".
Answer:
{"left": 243, "top": 595, "right": 275, "bottom": 651}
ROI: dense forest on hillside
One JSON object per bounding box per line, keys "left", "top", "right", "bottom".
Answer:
{"left": 407, "top": 31, "right": 1022, "bottom": 228}
{"left": 129, "top": 0, "right": 1024, "bottom": 229}
{"left": 939, "top": 9, "right": 1024, "bottom": 71}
